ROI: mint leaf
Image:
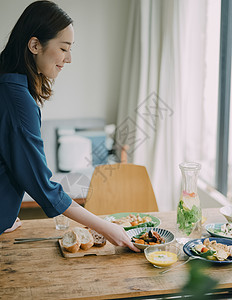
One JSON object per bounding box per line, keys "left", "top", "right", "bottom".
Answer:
{"left": 177, "top": 201, "right": 201, "bottom": 236}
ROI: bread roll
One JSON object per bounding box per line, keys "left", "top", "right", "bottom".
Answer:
{"left": 89, "top": 228, "right": 106, "bottom": 247}
{"left": 73, "top": 227, "right": 94, "bottom": 250}
{"left": 61, "top": 231, "right": 80, "bottom": 253}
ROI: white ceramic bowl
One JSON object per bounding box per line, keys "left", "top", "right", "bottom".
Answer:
{"left": 220, "top": 205, "right": 232, "bottom": 222}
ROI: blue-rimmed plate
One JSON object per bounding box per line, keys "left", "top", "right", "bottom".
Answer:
{"left": 183, "top": 237, "right": 232, "bottom": 264}
{"left": 126, "top": 227, "right": 175, "bottom": 250}
{"left": 205, "top": 223, "right": 232, "bottom": 239}
{"left": 104, "top": 212, "right": 161, "bottom": 230}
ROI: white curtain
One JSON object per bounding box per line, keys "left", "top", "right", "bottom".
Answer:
{"left": 116, "top": 0, "right": 208, "bottom": 211}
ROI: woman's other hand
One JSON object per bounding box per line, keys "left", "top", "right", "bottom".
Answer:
{"left": 4, "top": 217, "right": 22, "bottom": 233}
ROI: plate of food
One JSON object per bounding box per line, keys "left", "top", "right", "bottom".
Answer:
{"left": 126, "top": 227, "right": 175, "bottom": 250}
{"left": 104, "top": 212, "right": 161, "bottom": 230}
{"left": 183, "top": 237, "right": 232, "bottom": 264}
{"left": 205, "top": 223, "right": 232, "bottom": 239}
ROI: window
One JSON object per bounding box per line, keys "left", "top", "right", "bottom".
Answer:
{"left": 200, "top": 0, "right": 220, "bottom": 188}
{"left": 200, "top": 0, "right": 232, "bottom": 201}
{"left": 216, "top": 0, "right": 232, "bottom": 197}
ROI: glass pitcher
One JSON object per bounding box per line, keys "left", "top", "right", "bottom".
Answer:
{"left": 176, "top": 162, "right": 202, "bottom": 244}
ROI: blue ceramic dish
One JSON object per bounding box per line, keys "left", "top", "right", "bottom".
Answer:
{"left": 183, "top": 237, "right": 232, "bottom": 264}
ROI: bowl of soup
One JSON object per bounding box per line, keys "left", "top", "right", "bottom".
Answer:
{"left": 144, "top": 244, "right": 181, "bottom": 268}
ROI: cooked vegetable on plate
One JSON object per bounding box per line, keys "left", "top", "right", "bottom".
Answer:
{"left": 205, "top": 222, "right": 232, "bottom": 239}
{"left": 105, "top": 213, "right": 161, "bottom": 230}
{"left": 221, "top": 223, "right": 232, "bottom": 235}
{"left": 191, "top": 238, "right": 232, "bottom": 261}
{"left": 213, "top": 223, "right": 232, "bottom": 237}
{"left": 131, "top": 229, "right": 165, "bottom": 245}
{"left": 126, "top": 227, "right": 175, "bottom": 250}
{"left": 111, "top": 213, "right": 152, "bottom": 227}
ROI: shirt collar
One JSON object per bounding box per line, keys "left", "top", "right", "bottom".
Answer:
{"left": 0, "top": 73, "right": 28, "bottom": 88}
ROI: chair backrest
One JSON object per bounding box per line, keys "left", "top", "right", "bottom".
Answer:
{"left": 85, "top": 163, "right": 158, "bottom": 215}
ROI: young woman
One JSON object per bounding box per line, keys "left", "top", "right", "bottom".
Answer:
{"left": 0, "top": 0, "right": 139, "bottom": 252}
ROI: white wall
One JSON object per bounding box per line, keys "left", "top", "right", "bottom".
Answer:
{"left": 0, "top": 0, "right": 130, "bottom": 123}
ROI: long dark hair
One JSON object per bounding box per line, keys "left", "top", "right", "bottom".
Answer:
{"left": 0, "top": 0, "right": 73, "bottom": 105}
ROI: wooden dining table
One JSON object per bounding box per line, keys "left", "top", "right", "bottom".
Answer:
{"left": 1, "top": 207, "right": 232, "bottom": 299}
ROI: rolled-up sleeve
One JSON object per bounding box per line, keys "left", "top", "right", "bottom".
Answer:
{"left": 0, "top": 74, "right": 72, "bottom": 218}
{"left": 5, "top": 126, "right": 72, "bottom": 217}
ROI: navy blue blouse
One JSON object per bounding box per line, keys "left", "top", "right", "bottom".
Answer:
{"left": 0, "top": 73, "right": 72, "bottom": 234}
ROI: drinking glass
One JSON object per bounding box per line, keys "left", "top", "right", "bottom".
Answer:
{"left": 54, "top": 215, "right": 70, "bottom": 230}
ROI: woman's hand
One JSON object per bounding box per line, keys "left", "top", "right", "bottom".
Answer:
{"left": 100, "top": 221, "right": 140, "bottom": 252}
{"left": 63, "top": 201, "right": 140, "bottom": 252}
{"left": 4, "top": 217, "right": 22, "bottom": 233}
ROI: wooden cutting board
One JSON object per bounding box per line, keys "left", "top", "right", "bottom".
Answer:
{"left": 58, "top": 240, "right": 116, "bottom": 258}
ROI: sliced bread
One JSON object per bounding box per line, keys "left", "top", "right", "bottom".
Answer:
{"left": 73, "top": 227, "right": 94, "bottom": 250}
{"left": 89, "top": 228, "right": 106, "bottom": 247}
{"left": 61, "top": 231, "right": 80, "bottom": 253}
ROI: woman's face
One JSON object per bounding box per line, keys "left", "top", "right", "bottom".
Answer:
{"left": 32, "top": 24, "right": 74, "bottom": 79}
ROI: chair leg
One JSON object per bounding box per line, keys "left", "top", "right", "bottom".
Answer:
{"left": 121, "top": 145, "right": 129, "bottom": 164}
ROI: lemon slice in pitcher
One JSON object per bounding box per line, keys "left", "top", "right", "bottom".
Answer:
{"left": 182, "top": 195, "right": 200, "bottom": 210}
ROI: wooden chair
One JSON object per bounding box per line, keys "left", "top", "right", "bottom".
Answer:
{"left": 84, "top": 163, "right": 158, "bottom": 215}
